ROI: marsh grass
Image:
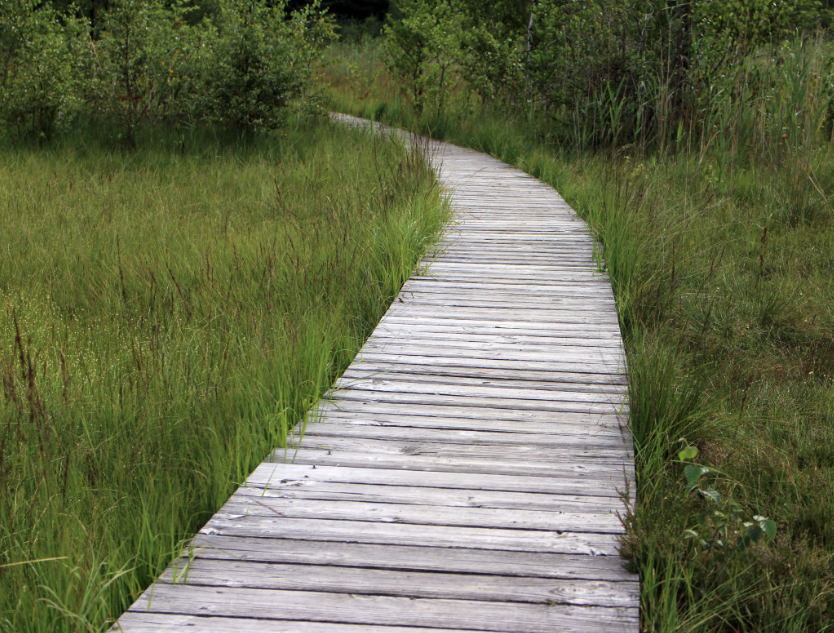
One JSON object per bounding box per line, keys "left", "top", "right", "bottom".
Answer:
{"left": 325, "top": 39, "right": 834, "bottom": 630}
{"left": 0, "top": 119, "right": 449, "bottom": 631}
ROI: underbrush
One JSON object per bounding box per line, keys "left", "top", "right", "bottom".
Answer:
{"left": 0, "top": 120, "right": 449, "bottom": 631}
{"left": 325, "top": 41, "right": 834, "bottom": 631}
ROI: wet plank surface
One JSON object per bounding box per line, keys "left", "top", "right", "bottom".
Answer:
{"left": 113, "top": 114, "right": 639, "bottom": 632}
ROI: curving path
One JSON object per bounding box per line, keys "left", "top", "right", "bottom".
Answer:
{"left": 113, "top": 115, "right": 639, "bottom": 632}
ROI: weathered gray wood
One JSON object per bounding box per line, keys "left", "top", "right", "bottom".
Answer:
{"left": 352, "top": 351, "right": 624, "bottom": 375}
{"left": 312, "top": 397, "right": 628, "bottom": 425}
{"left": 198, "top": 515, "right": 621, "bottom": 556}
{"left": 115, "top": 613, "right": 467, "bottom": 633}
{"left": 373, "top": 323, "right": 623, "bottom": 343}
{"left": 239, "top": 477, "right": 627, "bottom": 512}
{"left": 325, "top": 389, "right": 627, "bottom": 416}
{"left": 217, "top": 489, "right": 624, "bottom": 533}
{"left": 302, "top": 422, "right": 629, "bottom": 448}
{"left": 341, "top": 365, "right": 627, "bottom": 390}
{"left": 307, "top": 408, "right": 627, "bottom": 438}
{"left": 128, "top": 585, "right": 638, "bottom": 633}
{"left": 280, "top": 436, "right": 630, "bottom": 467}
{"left": 379, "top": 316, "right": 624, "bottom": 335}
{"left": 187, "top": 535, "right": 637, "bottom": 581}
{"left": 331, "top": 376, "right": 626, "bottom": 404}
{"left": 157, "top": 559, "right": 637, "bottom": 608}
{"left": 112, "top": 114, "right": 638, "bottom": 632}
{"left": 277, "top": 449, "right": 635, "bottom": 484}
{"left": 245, "top": 463, "right": 626, "bottom": 498}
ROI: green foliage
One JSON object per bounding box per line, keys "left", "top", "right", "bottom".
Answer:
{"left": 384, "top": 0, "right": 529, "bottom": 114}
{"left": 203, "top": 0, "right": 335, "bottom": 131}
{"left": 678, "top": 446, "right": 777, "bottom": 553}
{"left": 695, "top": 0, "right": 822, "bottom": 49}
{"left": 377, "top": 0, "right": 834, "bottom": 157}
{"left": 92, "top": 0, "right": 195, "bottom": 142}
{"left": 383, "top": 0, "right": 462, "bottom": 116}
{"left": 1, "top": 0, "right": 335, "bottom": 145}
{"left": 0, "top": 0, "right": 89, "bottom": 140}
{"left": 456, "top": 22, "right": 524, "bottom": 104}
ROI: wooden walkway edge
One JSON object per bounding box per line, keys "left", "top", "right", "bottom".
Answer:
{"left": 113, "top": 115, "right": 639, "bottom": 632}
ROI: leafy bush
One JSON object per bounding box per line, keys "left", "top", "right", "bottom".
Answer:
{"left": 383, "top": 0, "right": 462, "bottom": 116}
{"left": 0, "top": 0, "right": 335, "bottom": 145}
{"left": 91, "top": 0, "right": 197, "bottom": 142}
{"left": 0, "top": 0, "right": 89, "bottom": 140}
{"left": 203, "top": 0, "right": 335, "bottom": 132}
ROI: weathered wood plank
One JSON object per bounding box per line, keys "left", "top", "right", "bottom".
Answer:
{"left": 276, "top": 448, "right": 635, "bottom": 484}
{"left": 198, "top": 515, "right": 621, "bottom": 556}
{"left": 340, "top": 366, "right": 626, "bottom": 388}
{"left": 128, "top": 585, "right": 638, "bottom": 633}
{"left": 218, "top": 489, "right": 625, "bottom": 533}
{"left": 373, "top": 322, "right": 622, "bottom": 341}
{"left": 326, "top": 389, "right": 627, "bottom": 416}
{"left": 331, "top": 376, "right": 626, "bottom": 404}
{"left": 302, "top": 422, "right": 629, "bottom": 448}
{"left": 158, "top": 559, "right": 638, "bottom": 608}
{"left": 313, "top": 398, "right": 628, "bottom": 425}
{"left": 187, "top": 535, "right": 638, "bottom": 581}
{"left": 245, "top": 463, "right": 627, "bottom": 498}
{"left": 352, "top": 351, "right": 624, "bottom": 374}
{"left": 380, "top": 314, "right": 623, "bottom": 334}
{"left": 341, "top": 364, "right": 627, "bottom": 390}
{"left": 307, "top": 408, "right": 627, "bottom": 437}
{"left": 239, "top": 477, "right": 626, "bottom": 512}
{"left": 115, "top": 613, "right": 467, "bottom": 633}
{"left": 281, "top": 436, "right": 630, "bottom": 467}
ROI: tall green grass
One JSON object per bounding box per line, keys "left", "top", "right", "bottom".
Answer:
{"left": 0, "top": 120, "right": 449, "bottom": 631}
{"left": 325, "top": 38, "right": 834, "bottom": 631}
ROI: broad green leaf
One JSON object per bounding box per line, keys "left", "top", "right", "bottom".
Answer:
{"left": 684, "top": 464, "right": 708, "bottom": 487}
{"left": 746, "top": 524, "right": 764, "bottom": 543}
{"left": 678, "top": 446, "right": 698, "bottom": 462}
{"left": 762, "top": 519, "right": 777, "bottom": 539}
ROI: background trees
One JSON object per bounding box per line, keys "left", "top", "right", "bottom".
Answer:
{"left": 0, "top": 0, "right": 336, "bottom": 144}
{"left": 381, "top": 0, "right": 834, "bottom": 156}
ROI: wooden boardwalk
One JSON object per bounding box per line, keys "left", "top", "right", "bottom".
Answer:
{"left": 114, "top": 116, "right": 639, "bottom": 632}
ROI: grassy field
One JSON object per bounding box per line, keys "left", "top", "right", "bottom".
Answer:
{"left": 0, "top": 120, "right": 448, "bottom": 631}
{"left": 324, "top": 40, "right": 834, "bottom": 631}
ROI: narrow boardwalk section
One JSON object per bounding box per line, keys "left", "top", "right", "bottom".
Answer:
{"left": 115, "top": 116, "right": 639, "bottom": 632}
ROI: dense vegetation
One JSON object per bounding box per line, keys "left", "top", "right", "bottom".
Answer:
{"left": 0, "top": 0, "right": 336, "bottom": 143}
{"left": 326, "top": 1, "right": 834, "bottom": 630}
{"left": 0, "top": 2, "right": 449, "bottom": 631}
{"left": 0, "top": 122, "right": 447, "bottom": 632}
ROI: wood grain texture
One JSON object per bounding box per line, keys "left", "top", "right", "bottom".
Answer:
{"left": 112, "top": 113, "right": 638, "bottom": 632}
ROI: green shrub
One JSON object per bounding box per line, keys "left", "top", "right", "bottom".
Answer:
{"left": 0, "top": 0, "right": 89, "bottom": 141}
{"left": 91, "top": 0, "right": 196, "bottom": 142}
{"left": 202, "top": 0, "right": 335, "bottom": 132}
{"left": 383, "top": 0, "right": 462, "bottom": 116}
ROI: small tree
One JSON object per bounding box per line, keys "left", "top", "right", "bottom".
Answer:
{"left": 0, "top": 0, "right": 89, "bottom": 141}
{"left": 203, "top": 0, "right": 335, "bottom": 132}
{"left": 384, "top": 0, "right": 462, "bottom": 117}
{"left": 93, "top": 0, "right": 196, "bottom": 142}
